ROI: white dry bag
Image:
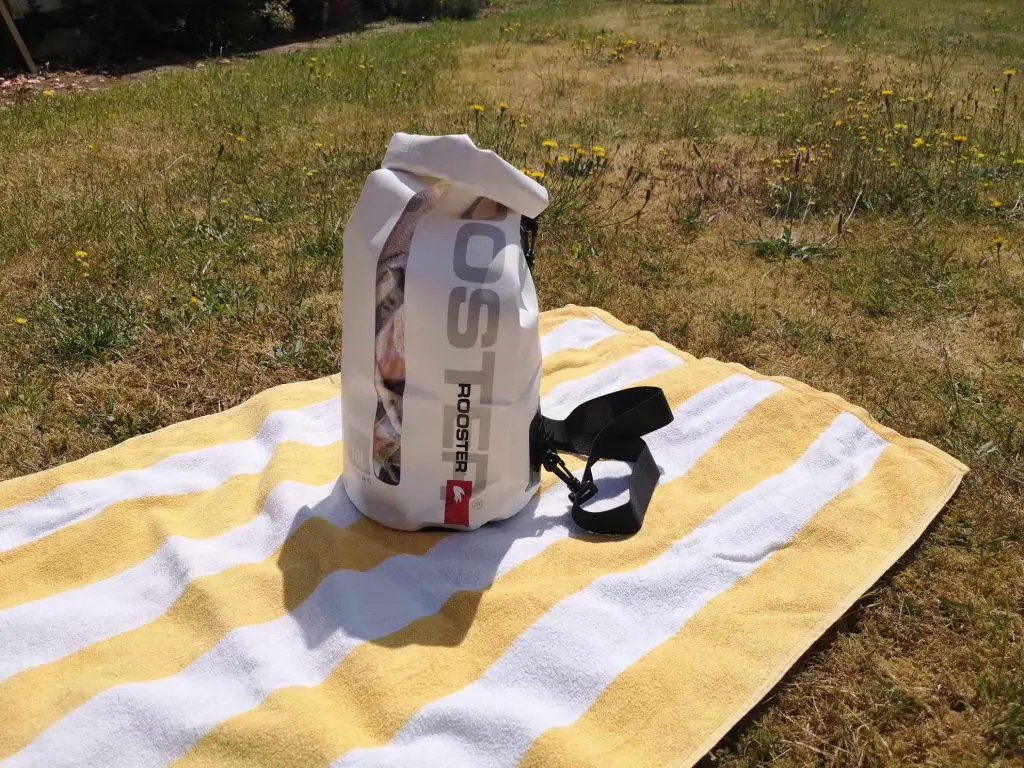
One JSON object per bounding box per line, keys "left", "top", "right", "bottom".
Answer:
{"left": 341, "top": 133, "right": 672, "bottom": 533}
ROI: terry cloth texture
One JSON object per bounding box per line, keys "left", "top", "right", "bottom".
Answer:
{"left": 0, "top": 305, "right": 967, "bottom": 768}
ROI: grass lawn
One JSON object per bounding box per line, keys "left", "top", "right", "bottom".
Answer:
{"left": 1, "top": 0, "right": 1022, "bottom": 763}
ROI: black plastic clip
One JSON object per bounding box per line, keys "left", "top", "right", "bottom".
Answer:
{"left": 541, "top": 450, "right": 598, "bottom": 505}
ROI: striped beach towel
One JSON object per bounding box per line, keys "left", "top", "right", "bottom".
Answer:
{"left": 0, "top": 306, "right": 966, "bottom": 768}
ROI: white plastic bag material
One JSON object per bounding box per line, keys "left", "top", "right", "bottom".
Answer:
{"left": 342, "top": 133, "right": 550, "bottom": 530}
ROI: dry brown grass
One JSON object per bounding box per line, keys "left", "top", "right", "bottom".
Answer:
{"left": 1, "top": 0, "right": 1022, "bottom": 763}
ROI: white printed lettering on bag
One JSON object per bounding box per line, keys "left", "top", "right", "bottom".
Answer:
{"left": 439, "top": 211, "right": 509, "bottom": 518}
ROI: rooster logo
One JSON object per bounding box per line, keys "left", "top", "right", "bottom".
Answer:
{"left": 444, "top": 479, "right": 473, "bottom": 526}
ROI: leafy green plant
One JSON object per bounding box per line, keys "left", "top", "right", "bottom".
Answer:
{"left": 735, "top": 226, "right": 836, "bottom": 260}
{"left": 716, "top": 308, "right": 758, "bottom": 346}
{"left": 35, "top": 294, "right": 139, "bottom": 365}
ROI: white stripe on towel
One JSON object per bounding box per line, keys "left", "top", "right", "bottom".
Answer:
{"left": 6, "top": 353, "right": 767, "bottom": 768}
{"left": 540, "top": 316, "right": 620, "bottom": 358}
{"left": 541, "top": 346, "right": 681, "bottom": 420}
{"left": 0, "top": 316, "right": 620, "bottom": 554}
{"left": 0, "top": 398, "right": 343, "bottom": 554}
{"left": 0, "top": 316, "right": 625, "bottom": 681}
{"left": 0, "top": 480, "right": 353, "bottom": 684}
{"left": 332, "top": 412, "right": 887, "bottom": 768}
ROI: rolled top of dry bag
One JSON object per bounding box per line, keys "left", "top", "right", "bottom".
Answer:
{"left": 382, "top": 133, "right": 550, "bottom": 219}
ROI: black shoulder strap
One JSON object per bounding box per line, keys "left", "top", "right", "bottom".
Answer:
{"left": 531, "top": 387, "right": 673, "bottom": 536}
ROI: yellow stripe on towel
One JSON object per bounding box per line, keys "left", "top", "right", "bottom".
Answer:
{"left": 174, "top": 370, "right": 841, "bottom": 768}
{"left": 0, "top": 511, "right": 449, "bottom": 760}
{"left": 0, "top": 307, "right": 967, "bottom": 768}
{"left": 519, "top": 444, "right": 962, "bottom": 767}
{"left": 0, "top": 378, "right": 340, "bottom": 511}
{"left": 0, "top": 328, "right": 647, "bottom": 609}
{"left": 0, "top": 321, "right": 660, "bottom": 758}
{"left": 0, "top": 440, "right": 344, "bottom": 609}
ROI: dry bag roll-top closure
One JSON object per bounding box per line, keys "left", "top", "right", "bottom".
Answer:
{"left": 342, "top": 133, "right": 673, "bottom": 534}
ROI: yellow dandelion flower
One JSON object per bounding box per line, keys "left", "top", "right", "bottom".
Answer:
{"left": 952, "top": 134, "right": 968, "bottom": 143}
{"left": 528, "top": 169, "right": 546, "bottom": 180}
{"left": 992, "top": 235, "right": 1006, "bottom": 248}
{"left": 74, "top": 250, "right": 88, "bottom": 259}
{"left": 592, "top": 145, "right": 606, "bottom": 157}
{"left": 542, "top": 139, "right": 558, "bottom": 149}
{"left": 499, "top": 101, "right": 509, "bottom": 111}
{"left": 1004, "top": 69, "right": 1017, "bottom": 78}
{"left": 315, "top": 141, "right": 324, "bottom": 149}
{"left": 219, "top": 199, "right": 228, "bottom": 205}
{"left": 470, "top": 104, "right": 485, "bottom": 113}
{"left": 569, "top": 142, "right": 581, "bottom": 151}
{"left": 894, "top": 122, "right": 908, "bottom": 132}
{"left": 15, "top": 316, "right": 28, "bottom": 325}
{"left": 358, "top": 64, "right": 366, "bottom": 70}
{"left": 557, "top": 155, "right": 570, "bottom": 163}
{"left": 306, "top": 170, "right": 318, "bottom": 177}
{"left": 235, "top": 135, "right": 246, "bottom": 142}
{"left": 912, "top": 137, "right": 925, "bottom": 148}
{"left": 834, "top": 119, "right": 844, "bottom": 127}
{"left": 42, "top": 89, "right": 54, "bottom": 97}
{"left": 190, "top": 296, "right": 200, "bottom": 305}
{"left": 991, "top": 199, "right": 1002, "bottom": 209}
{"left": 882, "top": 89, "right": 893, "bottom": 97}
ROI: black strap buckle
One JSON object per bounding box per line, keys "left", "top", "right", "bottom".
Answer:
{"left": 532, "top": 386, "right": 674, "bottom": 535}
{"left": 521, "top": 216, "right": 538, "bottom": 271}
{"left": 541, "top": 450, "right": 597, "bottom": 505}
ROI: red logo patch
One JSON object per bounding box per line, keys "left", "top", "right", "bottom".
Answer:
{"left": 444, "top": 479, "right": 473, "bottom": 526}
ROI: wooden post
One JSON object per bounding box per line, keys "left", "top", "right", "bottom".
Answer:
{"left": 0, "top": 0, "right": 38, "bottom": 74}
